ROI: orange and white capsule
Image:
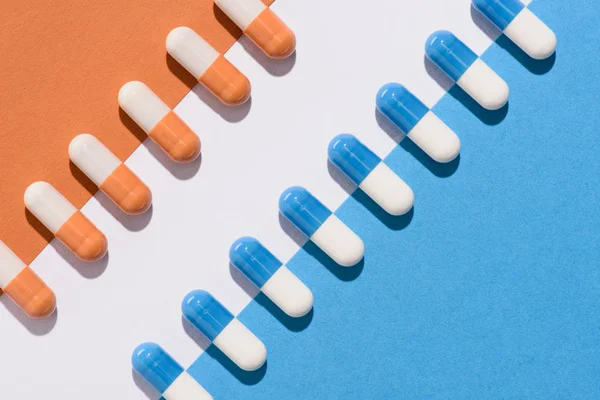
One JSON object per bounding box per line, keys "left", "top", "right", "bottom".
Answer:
{"left": 215, "top": 0, "right": 296, "bottom": 59}
{"left": 0, "top": 241, "right": 56, "bottom": 319}
{"left": 119, "top": 81, "right": 201, "bottom": 163}
{"left": 166, "top": 27, "right": 251, "bottom": 106}
{"left": 24, "top": 182, "right": 108, "bottom": 262}
{"left": 69, "top": 134, "right": 152, "bottom": 215}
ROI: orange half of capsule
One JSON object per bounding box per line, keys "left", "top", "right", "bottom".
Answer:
{"left": 199, "top": 55, "right": 251, "bottom": 106}
{"left": 245, "top": 8, "right": 296, "bottom": 59}
{"left": 55, "top": 211, "right": 108, "bottom": 261}
{"left": 3, "top": 267, "right": 56, "bottom": 319}
{"left": 99, "top": 164, "right": 152, "bottom": 215}
{"left": 149, "top": 111, "right": 201, "bottom": 163}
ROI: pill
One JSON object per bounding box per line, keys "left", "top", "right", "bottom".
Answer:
{"left": 182, "top": 290, "right": 267, "bottom": 371}
{"left": 425, "top": 30, "right": 509, "bottom": 110}
{"left": 24, "top": 181, "right": 107, "bottom": 262}
{"left": 0, "top": 241, "right": 56, "bottom": 319}
{"left": 472, "top": 0, "right": 556, "bottom": 60}
{"left": 328, "top": 134, "right": 414, "bottom": 216}
{"left": 279, "top": 186, "right": 364, "bottom": 267}
{"left": 215, "top": 0, "right": 296, "bottom": 59}
{"left": 230, "top": 237, "right": 313, "bottom": 318}
{"left": 376, "top": 83, "right": 461, "bottom": 163}
{"left": 167, "top": 27, "right": 251, "bottom": 106}
{"left": 132, "top": 342, "right": 213, "bottom": 400}
{"left": 119, "top": 81, "right": 200, "bottom": 163}
{"left": 69, "top": 134, "right": 152, "bottom": 215}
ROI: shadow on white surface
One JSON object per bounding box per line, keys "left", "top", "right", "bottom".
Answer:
{"left": 182, "top": 316, "right": 212, "bottom": 352}
{"left": 238, "top": 37, "right": 297, "bottom": 77}
{"left": 95, "top": 193, "right": 153, "bottom": 232}
{"left": 50, "top": 241, "right": 109, "bottom": 279}
{"left": 144, "top": 140, "right": 202, "bottom": 181}
{"left": 0, "top": 295, "right": 58, "bottom": 335}
{"left": 278, "top": 212, "right": 308, "bottom": 248}
{"left": 191, "top": 85, "right": 252, "bottom": 123}
{"left": 327, "top": 159, "right": 357, "bottom": 196}
{"left": 423, "top": 55, "right": 454, "bottom": 93}
{"left": 229, "top": 262, "right": 260, "bottom": 299}
{"left": 132, "top": 369, "right": 161, "bottom": 400}
{"left": 470, "top": 4, "right": 501, "bottom": 42}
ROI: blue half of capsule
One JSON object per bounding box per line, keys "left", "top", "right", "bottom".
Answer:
{"left": 230, "top": 237, "right": 282, "bottom": 288}
{"left": 182, "top": 290, "right": 234, "bottom": 341}
{"left": 279, "top": 186, "right": 332, "bottom": 238}
{"left": 132, "top": 342, "right": 183, "bottom": 394}
{"left": 328, "top": 134, "right": 381, "bottom": 185}
{"left": 472, "top": 0, "right": 524, "bottom": 30}
{"left": 376, "top": 83, "right": 430, "bottom": 134}
{"left": 425, "top": 30, "right": 478, "bottom": 81}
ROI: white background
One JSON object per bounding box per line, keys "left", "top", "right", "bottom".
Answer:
{"left": 0, "top": 0, "right": 520, "bottom": 398}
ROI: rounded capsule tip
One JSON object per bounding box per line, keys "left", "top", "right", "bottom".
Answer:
{"left": 23, "top": 181, "right": 51, "bottom": 206}
{"left": 278, "top": 186, "right": 306, "bottom": 211}
{"left": 24, "top": 287, "right": 57, "bottom": 319}
{"left": 425, "top": 30, "right": 454, "bottom": 56}
{"left": 229, "top": 236, "right": 256, "bottom": 262}
{"left": 131, "top": 342, "right": 160, "bottom": 369}
{"left": 166, "top": 26, "right": 193, "bottom": 53}
{"left": 117, "top": 81, "right": 146, "bottom": 108}
{"left": 327, "top": 133, "right": 354, "bottom": 160}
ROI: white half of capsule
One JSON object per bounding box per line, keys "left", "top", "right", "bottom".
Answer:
{"left": 261, "top": 266, "right": 313, "bottom": 318}
{"left": 69, "top": 134, "right": 121, "bottom": 186}
{"left": 166, "top": 27, "right": 220, "bottom": 80}
{"left": 457, "top": 59, "right": 509, "bottom": 111}
{"left": 213, "top": 318, "right": 267, "bottom": 371}
{"left": 504, "top": 8, "right": 557, "bottom": 60}
{"left": 162, "top": 371, "right": 213, "bottom": 400}
{"left": 311, "top": 215, "right": 364, "bottom": 267}
{"left": 407, "top": 111, "right": 461, "bottom": 163}
{"left": 215, "top": 0, "right": 266, "bottom": 30}
{"left": 118, "top": 81, "right": 170, "bottom": 134}
{"left": 0, "top": 241, "right": 26, "bottom": 288}
{"left": 358, "top": 163, "right": 414, "bottom": 216}
{"left": 24, "top": 182, "right": 77, "bottom": 234}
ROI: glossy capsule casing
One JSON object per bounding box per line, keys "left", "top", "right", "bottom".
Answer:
{"left": 425, "top": 30, "right": 509, "bottom": 110}
{"left": 279, "top": 186, "right": 364, "bottom": 267}
{"left": 376, "top": 83, "right": 461, "bottom": 163}
{"left": 0, "top": 241, "right": 56, "bottom": 319}
{"left": 328, "top": 134, "right": 414, "bottom": 216}
{"left": 132, "top": 342, "right": 213, "bottom": 400}
{"left": 24, "top": 181, "right": 107, "bottom": 261}
{"left": 182, "top": 290, "right": 267, "bottom": 371}
{"left": 472, "top": 0, "right": 556, "bottom": 60}
{"left": 69, "top": 134, "right": 152, "bottom": 215}
{"left": 119, "top": 81, "right": 200, "bottom": 163}
{"left": 230, "top": 237, "right": 313, "bottom": 317}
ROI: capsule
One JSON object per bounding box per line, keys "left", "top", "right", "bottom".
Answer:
{"left": 24, "top": 182, "right": 107, "bottom": 261}
{"left": 230, "top": 237, "right": 313, "bottom": 318}
{"left": 0, "top": 241, "right": 56, "bottom": 319}
{"left": 472, "top": 0, "right": 556, "bottom": 60}
{"left": 182, "top": 290, "right": 266, "bottom": 371}
{"left": 279, "top": 187, "right": 364, "bottom": 267}
{"left": 376, "top": 83, "right": 461, "bottom": 163}
{"left": 119, "top": 81, "right": 200, "bottom": 163}
{"left": 215, "top": 0, "right": 296, "bottom": 59}
{"left": 425, "top": 30, "right": 509, "bottom": 110}
{"left": 69, "top": 134, "right": 152, "bottom": 215}
{"left": 328, "top": 134, "right": 414, "bottom": 215}
{"left": 132, "top": 342, "right": 213, "bottom": 400}
{"left": 166, "top": 27, "right": 251, "bottom": 106}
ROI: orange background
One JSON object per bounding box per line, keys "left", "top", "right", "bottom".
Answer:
{"left": 0, "top": 0, "right": 272, "bottom": 264}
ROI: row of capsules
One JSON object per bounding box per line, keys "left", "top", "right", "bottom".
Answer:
{"left": 0, "top": 0, "right": 296, "bottom": 321}
{"left": 130, "top": 0, "right": 557, "bottom": 399}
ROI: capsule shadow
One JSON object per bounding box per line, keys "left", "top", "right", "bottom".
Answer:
{"left": 238, "top": 36, "right": 297, "bottom": 77}
{"left": 50, "top": 241, "right": 108, "bottom": 279}
{"left": 166, "top": 53, "right": 198, "bottom": 91}
{"left": 253, "top": 292, "right": 314, "bottom": 332}
{"left": 182, "top": 316, "right": 211, "bottom": 352}
{"left": 25, "top": 208, "right": 54, "bottom": 243}
{"left": 213, "top": 3, "right": 243, "bottom": 39}
{"left": 94, "top": 192, "right": 153, "bottom": 232}
{"left": 229, "top": 262, "right": 260, "bottom": 299}
{"left": 303, "top": 240, "right": 364, "bottom": 282}
{"left": 0, "top": 295, "right": 58, "bottom": 335}
{"left": 205, "top": 345, "right": 268, "bottom": 386}
{"left": 327, "top": 159, "right": 357, "bottom": 196}
{"left": 132, "top": 369, "right": 162, "bottom": 400}
{"left": 191, "top": 84, "right": 252, "bottom": 123}
{"left": 352, "top": 189, "right": 415, "bottom": 231}
{"left": 278, "top": 212, "right": 308, "bottom": 248}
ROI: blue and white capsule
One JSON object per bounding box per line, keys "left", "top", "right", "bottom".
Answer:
{"left": 132, "top": 342, "right": 212, "bottom": 400}
{"left": 472, "top": 0, "right": 556, "bottom": 60}
{"left": 279, "top": 186, "right": 364, "bottom": 267}
{"left": 376, "top": 83, "right": 460, "bottom": 163}
{"left": 182, "top": 290, "right": 266, "bottom": 371}
{"left": 230, "top": 237, "right": 313, "bottom": 317}
{"left": 426, "top": 30, "right": 509, "bottom": 110}
{"left": 328, "top": 134, "right": 414, "bottom": 215}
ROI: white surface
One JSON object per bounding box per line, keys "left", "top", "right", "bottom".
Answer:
{"left": 261, "top": 265, "right": 313, "bottom": 317}
{"left": 163, "top": 371, "right": 213, "bottom": 400}
{"left": 24, "top": 182, "right": 77, "bottom": 234}
{"left": 212, "top": 318, "right": 267, "bottom": 371}
{"left": 504, "top": 8, "right": 556, "bottom": 60}
{"left": 311, "top": 215, "right": 365, "bottom": 267}
{"left": 119, "top": 81, "right": 171, "bottom": 134}
{"left": 166, "top": 27, "right": 220, "bottom": 80}
{"left": 69, "top": 134, "right": 121, "bottom": 186}
{"left": 359, "top": 163, "right": 414, "bottom": 216}
{"left": 0, "top": 241, "right": 25, "bottom": 288}
{"left": 407, "top": 111, "right": 461, "bottom": 163}
{"left": 215, "top": 0, "right": 266, "bottom": 30}
{"left": 0, "top": 0, "right": 501, "bottom": 398}
{"left": 457, "top": 58, "right": 509, "bottom": 110}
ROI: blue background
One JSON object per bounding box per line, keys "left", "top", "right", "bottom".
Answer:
{"left": 188, "top": 1, "right": 600, "bottom": 398}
